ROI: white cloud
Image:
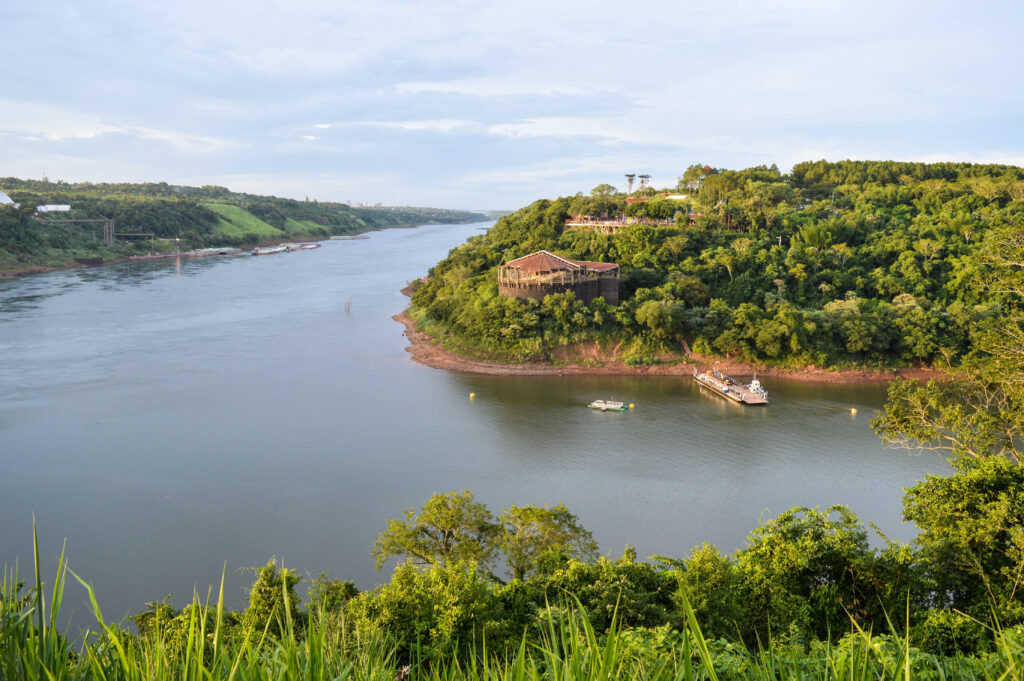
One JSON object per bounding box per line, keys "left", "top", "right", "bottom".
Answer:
{"left": 394, "top": 78, "right": 596, "bottom": 98}
{"left": 0, "top": 99, "right": 120, "bottom": 141}
{"left": 0, "top": 100, "right": 241, "bottom": 154}
{"left": 133, "top": 127, "right": 243, "bottom": 154}
{"left": 314, "top": 119, "right": 476, "bottom": 133}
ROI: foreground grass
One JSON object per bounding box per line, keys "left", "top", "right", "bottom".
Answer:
{"left": 4, "top": 529, "right": 1023, "bottom": 680}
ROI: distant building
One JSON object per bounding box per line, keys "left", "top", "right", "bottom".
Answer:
{"left": 37, "top": 205, "right": 71, "bottom": 212}
{"left": 498, "top": 250, "right": 619, "bottom": 305}
{"left": 0, "top": 191, "right": 16, "bottom": 208}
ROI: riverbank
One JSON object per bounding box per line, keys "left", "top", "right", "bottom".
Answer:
{"left": 394, "top": 309, "right": 938, "bottom": 384}
{"left": 0, "top": 222, "right": 442, "bottom": 280}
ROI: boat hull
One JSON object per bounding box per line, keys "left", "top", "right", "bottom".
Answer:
{"left": 588, "top": 400, "right": 627, "bottom": 412}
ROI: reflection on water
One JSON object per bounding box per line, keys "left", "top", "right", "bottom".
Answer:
{"left": 0, "top": 222, "right": 951, "bottom": 624}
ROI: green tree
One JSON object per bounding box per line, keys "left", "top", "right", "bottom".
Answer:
{"left": 345, "top": 561, "right": 503, "bottom": 661}
{"left": 308, "top": 572, "right": 359, "bottom": 616}
{"left": 635, "top": 299, "right": 685, "bottom": 341}
{"left": 498, "top": 503, "right": 598, "bottom": 581}
{"left": 373, "top": 490, "right": 501, "bottom": 574}
{"left": 242, "top": 558, "right": 303, "bottom": 637}
{"left": 735, "top": 506, "right": 879, "bottom": 643}
{"left": 903, "top": 457, "right": 1024, "bottom": 624}
{"left": 590, "top": 184, "right": 618, "bottom": 215}
{"left": 674, "top": 543, "right": 745, "bottom": 639}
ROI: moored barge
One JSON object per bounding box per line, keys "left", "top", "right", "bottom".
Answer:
{"left": 692, "top": 368, "right": 769, "bottom": 405}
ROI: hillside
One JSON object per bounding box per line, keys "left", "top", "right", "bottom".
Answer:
{"left": 411, "top": 160, "right": 1024, "bottom": 369}
{"left": 0, "top": 178, "right": 487, "bottom": 274}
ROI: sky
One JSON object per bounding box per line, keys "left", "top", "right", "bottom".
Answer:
{"left": 2, "top": 0, "right": 1022, "bottom": 210}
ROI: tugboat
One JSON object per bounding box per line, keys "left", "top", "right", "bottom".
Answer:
{"left": 692, "top": 368, "right": 769, "bottom": 405}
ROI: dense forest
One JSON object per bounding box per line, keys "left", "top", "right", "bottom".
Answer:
{"left": 412, "top": 160, "right": 1024, "bottom": 369}
{"left": 0, "top": 178, "right": 487, "bottom": 273}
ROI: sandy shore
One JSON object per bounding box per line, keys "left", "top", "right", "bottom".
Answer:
{"left": 394, "top": 309, "right": 938, "bottom": 384}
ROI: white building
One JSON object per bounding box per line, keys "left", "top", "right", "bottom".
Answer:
{"left": 37, "top": 204, "right": 71, "bottom": 212}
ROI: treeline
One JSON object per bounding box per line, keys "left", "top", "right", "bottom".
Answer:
{"left": 412, "top": 160, "right": 1024, "bottom": 367}
{"left": 111, "top": 446, "right": 1022, "bottom": 665}
{"left": 0, "top": 177, "right": 487, "bottom": 271}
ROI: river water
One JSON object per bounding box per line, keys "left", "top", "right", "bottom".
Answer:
{"left": 0, "top": 221, "right": 949, "bottom": 623}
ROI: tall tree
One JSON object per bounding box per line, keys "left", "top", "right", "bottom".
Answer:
{"left": 372, "top": 490, "right": 501, "bottom": 573}
{"left": 498, "top": 503, "right": 598, "bottom": 580}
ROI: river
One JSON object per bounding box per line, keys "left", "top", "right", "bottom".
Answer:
{"left": 0, "top": 221, "right": 950, "bottom": 623}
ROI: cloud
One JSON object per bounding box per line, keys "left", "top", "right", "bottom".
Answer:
{"left": 0, "top": 100, "right": 121, "bottom": 141}
{"left": 132, "top": 127, "right": 243, "bottom": 154}
{"left": 0, "top": 100, "right": 241, "bottom": 154}
{"left": 394, "top": 78, "right": 596, "bottom": 98}
{"left": 314, "top": 119, "right": 476, "bottom": 133}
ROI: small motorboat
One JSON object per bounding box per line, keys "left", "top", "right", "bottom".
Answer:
{"left": 588, "top": 399, "right": 627, "bottom": 412}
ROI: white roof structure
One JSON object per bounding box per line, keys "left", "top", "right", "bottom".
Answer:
{"left": 0, "top": 191, "right": 13, "bottom": 205}
{"left": 37, "top": 204, "right": 71, "bottom": 212}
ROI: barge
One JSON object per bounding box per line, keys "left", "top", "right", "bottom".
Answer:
{"left": 692, "top": 368, "right": 768, "bottom": 405}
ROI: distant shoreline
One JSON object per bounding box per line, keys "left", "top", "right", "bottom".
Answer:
{"left": 0, "top": 221, "right": 472, "bottom": 280}
{"left": 394, "top": 308, "right": 938, "bottom": 384}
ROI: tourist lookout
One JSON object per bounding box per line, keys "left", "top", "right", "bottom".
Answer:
{"left": 498, "top": 250, "right": 619, "bottom": 305}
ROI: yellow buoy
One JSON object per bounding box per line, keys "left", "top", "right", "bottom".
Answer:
{"left": 629, "top": 403, "right": 635, "bottom": 409}
{"left": 851, "top": 408, "right": 857, "bottom": 415}
{"left": 469, "top": 393, "right": 476, "bottom": 399}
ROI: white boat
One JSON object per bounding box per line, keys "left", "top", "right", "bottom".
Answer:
{"left": 188, "top": 247, "right": 242, "bottom": 257}
{"left": 252, "top": 243, "right": 292, "bottom": 256}
{"left": 589, "top": 399, "right": 626, "bottom": 409}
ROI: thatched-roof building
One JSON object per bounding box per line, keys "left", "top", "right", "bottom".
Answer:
{"left": 498, "top": 250, "right": 619, "bottom": 305}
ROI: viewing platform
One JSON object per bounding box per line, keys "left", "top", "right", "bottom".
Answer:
{"left": 564, "top": 218, "right": 673, "bottom": 234}
{"left": 498, "top": 250, "right": 619, "bottom": 305}
{"left": 565, "top": 214, "right": 702, "bottom": 234}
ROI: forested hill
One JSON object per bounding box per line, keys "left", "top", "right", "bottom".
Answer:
{"left": 0, "top": 178, "right": 487, "bottom": 273}
{"left": 412, "top": 160, "right": 1024, "bottom": 368}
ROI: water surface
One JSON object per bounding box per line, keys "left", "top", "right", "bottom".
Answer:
{"left": 0, "top": 222, "right": 950, "bottom": 622}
